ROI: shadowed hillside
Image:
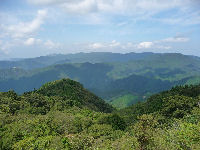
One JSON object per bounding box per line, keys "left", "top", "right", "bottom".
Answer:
{"left": 1, "top": 52, "right": 200, "bottom": 108}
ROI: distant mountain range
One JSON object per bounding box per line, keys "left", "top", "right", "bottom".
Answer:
{"left": 1, "top": 52, "right": 200, "bottom": 108}
{"left": 0, "top": 52, "right": 159, "bottom": 69}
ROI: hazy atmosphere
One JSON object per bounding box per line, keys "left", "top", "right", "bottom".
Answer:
{"left": 0, "top": 0, "right": 200, "bottom": 59}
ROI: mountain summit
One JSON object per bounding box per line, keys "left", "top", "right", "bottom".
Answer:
{"left": 36, "top": 78, "right": 114, "bottom": 113}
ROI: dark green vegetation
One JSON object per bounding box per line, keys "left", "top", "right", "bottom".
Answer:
{"left": 0, "top": 79, "right": 200, "bottom": 149}
{"left": 118, "top": 84, "right": 200, "bottom": 124}
{"left": 1, "top": 52, "right": 200, "bottom": 108}
{"left": 36, "top": 79, "right": 113, "bottom": 113}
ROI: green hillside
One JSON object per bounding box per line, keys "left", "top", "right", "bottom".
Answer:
{"left": 0, "top": 63, "right": 179, "bottom": 107}
{"left": 108, "top": 53, "right": 200, "bottom": 81}
{"left": 0, "top": 52, "right": 200, "bottom": 108}
{"left": 118, "top": 84, "right": 200, "bottom": 124}
{"left": 0, "top": 80, "right": 199, "bottom": 149}
{"left": 110, "top": 94, "right": 139, "bottom": 109}
{"left": 0, "top": 54, "right": 70, "bottom": 70}
{"left": 0, "top": 52, "right": 155, "bottom": 69}
{"left": 36, "top": 79, "right": 114, "bottom": 113}
{"left": 0, "top": 68, "right": 28, "bottom": 80}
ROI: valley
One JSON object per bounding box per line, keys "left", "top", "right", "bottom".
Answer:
{"left": 1, "top": 52, "right": 200, "bottom": 108}
{"left": 1, "top": 1, "right": 200, "bottom": 149}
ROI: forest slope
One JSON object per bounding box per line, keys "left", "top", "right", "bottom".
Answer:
{"left": 1, "top": 52, "right": 200, "bottom": 108}
{"left": 0, "top": 80, "right": 199, "bottom": 149}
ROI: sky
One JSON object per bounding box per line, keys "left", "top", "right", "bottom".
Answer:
{"left": 0, "top": 0, "right": 200, "bottom": 59}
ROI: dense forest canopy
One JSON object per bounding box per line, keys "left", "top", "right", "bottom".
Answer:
{"left": 0, "top": 79, "right": 199, "bottom": 149}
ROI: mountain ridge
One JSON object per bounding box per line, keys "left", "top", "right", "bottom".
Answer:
{"left": 1, "top": 52, "right": 200, "bottom": 108}
{"left": 0, "top": 52, "right": 198, "bottom": 70}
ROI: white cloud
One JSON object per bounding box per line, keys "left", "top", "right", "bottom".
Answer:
{"left": 137, "top": 42, "right": 154, "bottom": 49}
{"left": 0, "top": 9, "right": 49, "bottom": 54}
{"left": 89, "top": 40, "right": 121, "bottom": 50}
{"left": 61, "top": 0, "right": 98, "bottom": 14}
{"left": 2, "top": 9, "right": 47, "bottom": 38}
{"left": 0, "top": 40, "right": 14, "bottom": 55}
{"left": 24, "top": 38, "right": 42, "bottom": 46}
{"left": 27, "top": 0, "right": 75, "bottom": 5}
{"left": 157, "top": 9, "right": 200, "bottom": 25}
{"left": 89, "top": 43, "right": 105, "bottom": 49}
{"left": 27, "top": 0, "right": 200, "bottom": 26}
{"left": 117, "top": 22, "right": 128, "bottom": 27}
{"left": 0, "top": 37, "right": 61, "bottom": 56}
{"left": 28, "top": 0, "right": 98, "bottom": 14}
{"left": 26, "top": 0, "right": 193, "bottom": 15}
{"left": 44, "top": 40, "right": 61, "bottom": 49}
{"left": 24, "top": 38, "right": 35, "bottom": 45}
{"left": 109, "top": 40, "right": 121, "bottom": 47}
{"left": 29, "top": 0, "right": 181, "bottom": 14}
{"left": 161, "top": 36, "right": 189, "bottom": 43}
{"left": 156, "top": 45, "right": 171, "bottom": 50}
{"left": 87, "top": 35, "right": 190, "bottom": 52}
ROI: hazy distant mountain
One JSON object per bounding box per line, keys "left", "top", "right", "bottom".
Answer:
{"left": 0, "top": 52, "right": 156, "bottom": 69}
{"left": 0, "top": 52, "right": 200, "bottom": 108}
{"left": 0, "top": 54, "right": 70, "bottom": 70}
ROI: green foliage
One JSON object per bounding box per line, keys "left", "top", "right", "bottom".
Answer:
{"left": 161, "top": 95, "right": 196, "bottom": 118}
{"left": 110, "top": 93, "right": 139, "bottom": 109}
{"left": 130, "top": 114, "right": 159, "bottom": 149}
{"left": 0, "top": 90, "right": 20, "bottom": 114}
{"left": 0, "top": 79, "right": 200, "bottom": 149}
{"left": 88, "top": 124, "right": 114, "bottom": 139}
{"left": 119, "top": 84, "right": 200, "bottom": 124}
{"left": 110, "top": 134, "right": 140, "bottom": 150}
{"left": 22, "top": 93, "right": 52, "bottom": 114}
{"left": 0, "top": 79, "right": 113, "bottom": 115}
{"left": 37, "top": 78, "right": 114, "bottom": 113}
{"left": 151, "top": 121, "right": 200, "bottom": 150}
{"left": 97, "top": 113, "right": 127, "bottom": 130}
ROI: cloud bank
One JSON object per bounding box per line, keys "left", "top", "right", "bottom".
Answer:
{"left": 0, "top": 0, "right": 199, "bottom": 58}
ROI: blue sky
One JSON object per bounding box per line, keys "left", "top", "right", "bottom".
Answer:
{"left": 0, "top": 0, "right": 200, "bottom": 59}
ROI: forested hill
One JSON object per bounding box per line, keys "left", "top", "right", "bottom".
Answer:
{"left": 1, "top": 52, "right": 199, "bottom": 70}
{"left": 118, "top": 84, "right": 200, "bottom": 124}
{"left": 0, "top": 80, "right": 199, "bottom": 149}
{"left": 36, "top": 79, "right": 114, "bottom": 113}
{"left": 0, "top": 78, "right": 114, "bottom": 114}
{"left": 0, "top": 52, "right": 155, "bottom": 69}
{"left": 1, "top": 52, "right": 200, "bottom": 108}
